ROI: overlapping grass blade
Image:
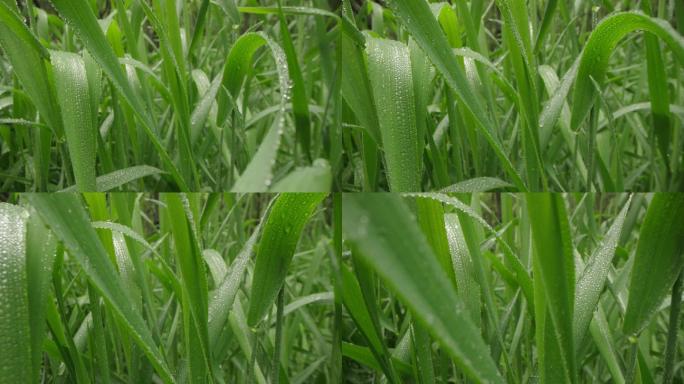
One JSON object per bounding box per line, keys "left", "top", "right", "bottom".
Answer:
{"left": 342, "top": 193, "right": 503, "bottom": 384}
{"left": 624, "top": 194, "right": 684, "bottom": 335}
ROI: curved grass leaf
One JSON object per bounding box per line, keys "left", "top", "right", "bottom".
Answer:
{"left": 342, "top": 193, "right": 503, "bottom": 384}
{"left": 0, "top": 203, "right": 31, "bottom": 383}
{"left": 225, "top": 33, "right": 291, "bottom": 192}
{"left": 51, "top": 51, "right": 97, "bottom": 192}
{"left": 570, "top": 12, "right": 684, "bottom": 131}
{"left": 247, "top": 193, "right": 327, "bottom": 326}
{"left": 26, "top": 194, "right": 175, "bottom": 383}
{"left": 623, "top": 194, "right": 684, "bottom": 335}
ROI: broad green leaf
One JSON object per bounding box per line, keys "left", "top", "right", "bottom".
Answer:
{"left": 26, "top": 194, "right": 175, "bottom": 383}
{"left": 51, "top": 51, "right": 97, "bottom": 192}
{"left": 342, "top": 193, "right": 503, "bottom": 384}
{"left": 527, "top": 194, "right": 576, "bottom": 383}
{"left": 247, "top": 193, "right": 327, "bottom": 326}
{"left": 624, "top": 194, "right": 684, "bottom": 335}
{"left": 0, "top": 203, "right": 31, "bottom": 384}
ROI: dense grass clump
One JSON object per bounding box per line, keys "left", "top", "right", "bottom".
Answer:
{"left": 342, "top": 193, "right": 684, "bottom": 383}
{"left": 340, "top": 0, "right": 684, "bottom": 191}
{"left": 0, "top": 1, "right": 339, "bottom": 192}
{"left": 0, "top": 193, "right": 335, "bottom": 383}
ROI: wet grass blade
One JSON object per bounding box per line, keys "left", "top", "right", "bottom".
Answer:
{"left": 0, "top": 203, "right": 31, "bottom": 383}
{"left": 247, "top": 193, "right": 327, "bottom": 326}
{"left": 366, "top": 37, "right": 421, "bottom": 191}
{"left": 624, "top": 194, "right": 684, "bottom": 335}
{"left": 51, "top": 51, "right": 97, "bottom": 191}
{"left": 343, "top": 193, "right": 503, "bottom": 383}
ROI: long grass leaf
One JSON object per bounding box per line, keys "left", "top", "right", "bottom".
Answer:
{"left": 51, "top": 51, "right": 97, "bottom": 191}
{"left": 0, "top": 203, "right": 31, "bottom": 383}
{"left": 570, "top": 12, "right": 684, "bottom": 132}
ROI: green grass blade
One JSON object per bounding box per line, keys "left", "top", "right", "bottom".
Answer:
{"left": 366, "top": 37, "right": 421, "bottom": 191}
{"left": 623, "top": 194, "right": 684, "bottom": 335}
{"left": 0, "top": 203, "right": 31, "bottom": 383}
{"left": 526, "top": 193, "right": 576, "bottom": 383}
{"left": 51, "top": 50, "right": 97, "bottom": 191}
{"left": 25, "top": 209, "right": 57, "bottom": 383}
{"left": 342, "top": 193, "right": 503, "bottom": 384}
{"left": 570, "top": 12, "right": 684, "bottom": 132}
{"left": 26, "top": 194, "right": 175, "bottom": 383}
{"left": 247, "top": 193, "right": 326, "bottom": 326}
